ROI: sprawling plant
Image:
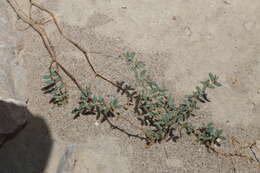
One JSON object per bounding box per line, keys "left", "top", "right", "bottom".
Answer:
{"left": 41, "top": 51, "right": 225, "bottom": 147}
{"left": 9, "top": 0, "right": 258, "bottom": 164}
{"left": 120, "top": 52, "right": 224, "bottom": 146}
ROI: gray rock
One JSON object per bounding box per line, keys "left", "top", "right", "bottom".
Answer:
{"left": 57, "top": 136, "right": 130, "bottom": 173}
{"left": 254, "top": 140, "right": 260, "bottom": 162}
{"left": 0, "top": 1, "right": 28, "bottom": 147}
{"left": 0, "top": 1, "right": 16, "bottom": 48}
{"left": 57, "top": 144, "right": 78, "bottom": 173}
{"left": 0, "top": 109, "right": 52, "bottom": 173}
{"left": 0, "top": 99, "right": 28, "bottom": 147}
{"left": 0, "top": 1, "right": 21, "bottom": 99}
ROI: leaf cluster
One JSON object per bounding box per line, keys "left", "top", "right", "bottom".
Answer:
{"left": 72, "top": 87, "right": 122, "bottom": 120}
{"left": 198, "top": 123, "right": 225, "bottom": 146}
{"left": 42, "top": 51, "right": 226, "bottom": 148}
{"left": 123, "top": 52, "right": 225, "bottom": 146}
{"left": 41, "top": 71, "right": 68, "bottom": 106}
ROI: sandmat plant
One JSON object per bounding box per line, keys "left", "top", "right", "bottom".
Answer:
{"left": 118, "top": 52, "right": 225, "bottom": 146}
{"left": 41, "top": 51, "right": 225, "bottom": 148}
{"left": 8, "top": 0, "right": 259, "bottom": 165}
{"left": 40, "top": 51, "right": 224, "bottom": 148}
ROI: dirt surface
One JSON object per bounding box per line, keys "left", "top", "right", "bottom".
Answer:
{"left": 4, "top": 0, "right": 260, "bottom": 172}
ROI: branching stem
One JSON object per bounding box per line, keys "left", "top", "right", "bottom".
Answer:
{"left": 7, "top": 0, "right": 142, "bottom": 137}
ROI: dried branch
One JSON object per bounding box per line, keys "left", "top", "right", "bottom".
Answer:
{"left": 7, "top": 0, "right": 140, "bottom": 136}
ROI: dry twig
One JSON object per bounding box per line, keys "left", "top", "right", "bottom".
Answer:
{"left": 6, "top": 0, "right": 147, "bottom": 138}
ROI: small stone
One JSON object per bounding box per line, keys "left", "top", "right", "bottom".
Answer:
{"left": 253, "top": 139, "right": 260, "bottom": 161}
{"left": 184, "top": 26, "right": 192, "bottom": 37}
{"left": 166, "top": 157, "right": 183, "bottom": 168}
{"left": 256, "top": 139, "right": 260, "bottom": 150}
{"left": 57, "top": 136, "right": 130, "bottom": 173}
{"left": 223, "top": 0, "right": 231, "bottom": 5}
{"left": 244, "top": 21, "right": 255, "bottom": 31}
{"left": 94, "top": 121, "right": 100, "bottom": 126}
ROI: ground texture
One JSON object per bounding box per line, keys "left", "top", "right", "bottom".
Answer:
{"left": 1, "top": 0, "right": 260, "bottom": 172}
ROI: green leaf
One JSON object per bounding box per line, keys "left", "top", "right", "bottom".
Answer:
{"left": 218, "top": 136, "right": 226, "bottom": 140}
{"left": 203, "top": 136, "right": 213, "bottom": 141}
{"left": 140, "top": 70, "right": 146, "bottom": 77}
{"left": 52, "top": 85, "right": 64, "bottom": 92}
{"left": 154, "top": 122, "right": 163, "bottom": 129}
{"left": 209, "top": 73, "right": 215, "bottom": 81}
{"left": 147, "top": 81, "right": 158, "bottom": 88}
{"left": 208, "top": 128, "right": 215, "bottom": 136}
{"left": 216, "top": 129, "right": 223, "bottom": 135}
{"left": 86, "top": 104, "right": 93, "bottom": 110}
{"left": 54, "top": 92, "right": 68, "bottom": 99}
{"left": 50, "top": 72, "right": 58, "bottom": 76}
{"left": 196, "top": 86, "right": 202, "bottom": 94}
{"left": 110, "top": 98, "right": 118, "bottom": 106}
{"left": 45, "top": 79, "right": 55, "bottom": 85}
{"left": 167, "top": 96, "right": 174, "bottom": 105}
{"left": 55, "top": 77, "right": 62, "bottom": 82}
{"left": 98, "top": 97, "right": 105, "bottom": 104}
{"left": 147, "top": 130, "right": 158, "bottom": 137}
{"left": 137, "top": 62, "right": 145, "bottom": 68}
{"left": 93, "top": 96, "right": 97, "bottom": 103}
{"left": 181, "top": 122, "right": 189, "bottom": 128}
{"left": 214, "top": 81, "right": 222, "bottom": 87}
{"left": 115, "top": 105, "right": 123, "bottom": 109}
{"left": 72, "top": 108, "right": 80, "bottom": 114}
{"left": 42, "top": 74, "right": 52, "bottom": 79}
{"left": 208, "top": 85, "right": 215, "bottom": 89}
{"left": 50, "top": 87, "right": 59, "bottom": 94}
{"left": 53, "top": 95, "right": 63, "bottom": 99}
{"left": 126, "top": 52, "right": 136, "bottom": 59}
{"left": 83, "top": 88, "right": 92, "bottom": 96}
{"left": 200, "top": 80, "right": 210, "bottom": 88}
{"left": 42, "top": 71, "right": 58, "bottom": 79}
{"left": 207, "top": 122, "right": 214, "bottom": 128}
{"left": 147, "top": 111, "right": 157, "bottom": 118}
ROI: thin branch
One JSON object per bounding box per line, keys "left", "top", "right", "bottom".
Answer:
{"left": 117, "top": 114, "right": 151, "bottom": 139}
{"left": 7, "top": 0, "right": 144, "bottom": 141}
{"left": 7, "top": 0, "right": 85, "bottom": 92}
{"left": 105, "top": 117, "right": 146, "bottom": 141}
{"left": 30, "top": 0, "right": 125, "bottom": 91}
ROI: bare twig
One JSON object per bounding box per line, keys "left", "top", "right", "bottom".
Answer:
{"left": 7, "top": 0, "right": 146, "bottom": 139}
{"left": 7, "top": 2, "right": 260, "bottom": 168}
{"left": 30, "top": 0, "right": 124, "bottom": 91}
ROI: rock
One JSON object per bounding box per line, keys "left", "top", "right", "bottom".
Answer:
{"left": 57, "top": 136, "right": 130, "bottom": 173}
{"left": 0, "top": 1, "right": 29, "bottom": 147}
{"left": 43, "top": 141, "right": 68, "bottom": 173}
{"left": 0, "top": 99, "right": 28, "bottom": 147}
{"left": 184, "top": 26, "right": 192, "bottom": 37}
{"left": 57, "top": 144, "right": 78, "bottom": 173}
{"left": 166, "top": 157, "right": 184, "bottom": 168}
{"left": 1, "top": 1, "right": 28, "bottom": 99}
{"left": 223, "top": 0, "right": 232, "bottom": 5}
{"left": 0, "top": 1, "right": 16, "bottom": 99}
{"left": 0, "top": 111, "right": 52, "bottom": 173}
{"left": 0, "top": 1, "right": 16, "bottom": 48}
{"left": 244, "top": 21, "right": 255, "bottom": 32}
{"left": 254, "top": 139, "right": 260, "bottom": 162}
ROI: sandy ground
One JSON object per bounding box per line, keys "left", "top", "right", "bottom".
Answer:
{"left": 3, "top": 0, "right": 260, "bottom": 172}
